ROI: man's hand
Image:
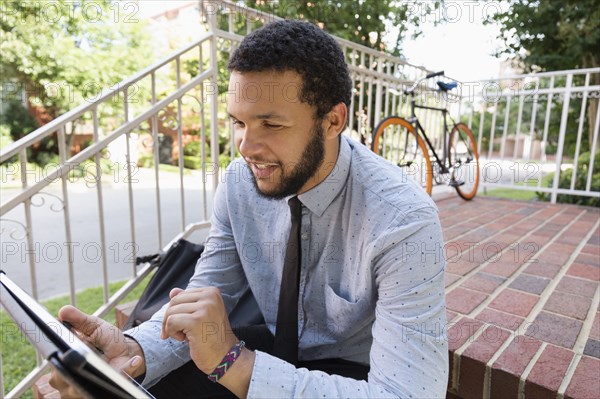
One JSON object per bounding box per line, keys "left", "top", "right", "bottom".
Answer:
{"left": 49, "top": 305, "right": 145, "bottom": 398}
{"left": 161, "top": 287, "right": 255, "bottom": 398}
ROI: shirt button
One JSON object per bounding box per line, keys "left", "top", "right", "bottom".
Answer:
{"left": 301, "top": 233, "right": 309, "bottom": 240}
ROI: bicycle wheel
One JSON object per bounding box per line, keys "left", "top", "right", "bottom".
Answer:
{"left": 449, "top": 123, "right": 479, "bottom": 200}
{"left": 371, "top": 117, "right": 433, "bottom": 195}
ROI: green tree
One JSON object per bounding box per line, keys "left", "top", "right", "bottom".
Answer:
{"left": 243, "top": 0, "right": 442, "bottom": 56}
{"left": 487, "top": 0, "right": 600, "bottom": 149}
{"left": 0, "top": 0, "right": 152, "bottom": 160}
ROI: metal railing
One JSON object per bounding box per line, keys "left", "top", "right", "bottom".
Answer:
{"left": 2, "top": 0, "right": 598, "bottom": 396}
{"left": 458, "top": 68, "right": 600, "bottom": 202}
{"left": 0, "top": 1, "right": 437, "bottom": 396}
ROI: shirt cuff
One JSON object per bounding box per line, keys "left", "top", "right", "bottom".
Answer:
{"left": 247, "top": 351, "right": 296, "bottom": 398}
{"left": 124, "top": 319, "right": 191, "bottom": 387}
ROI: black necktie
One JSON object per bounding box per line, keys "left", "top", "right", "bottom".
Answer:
{"left": 273, "top": 196, "right": 302, "bottom": 365}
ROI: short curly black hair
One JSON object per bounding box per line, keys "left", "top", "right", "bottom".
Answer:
{"left": 228, "top": 20, "right": 352, "bottom": 119}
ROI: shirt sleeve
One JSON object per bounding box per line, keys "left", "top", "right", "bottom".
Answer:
{"left": 124, "top": 174, "right": 248, "bottom": 387}
{"left": 247, "top": 206, "right": 448, "bottom": 398}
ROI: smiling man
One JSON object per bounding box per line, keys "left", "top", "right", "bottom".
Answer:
{"left": 51, "top": 20, "right": 448, "bottom": 399}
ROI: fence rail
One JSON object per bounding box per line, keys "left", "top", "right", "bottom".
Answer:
{"left": 1, "top": 1, "right": 598, "bottom": 397}
{"left": 458, "top": 67, "right": 600, "bottom": 203}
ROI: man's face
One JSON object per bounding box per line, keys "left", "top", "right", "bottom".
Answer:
{"left": 227, "top": 70, "right": 328, "bottom": 198}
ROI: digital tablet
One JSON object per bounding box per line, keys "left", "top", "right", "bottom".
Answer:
{"left": 0, "top": 271, "right": 154, "bottom": 399}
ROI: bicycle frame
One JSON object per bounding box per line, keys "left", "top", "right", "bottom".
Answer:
{"left": 407, "top": 96, "right": 451, "bottom": 174}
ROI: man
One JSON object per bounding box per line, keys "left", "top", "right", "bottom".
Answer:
{"left": 51, "top": 20, "right": 448, "bottom": 398}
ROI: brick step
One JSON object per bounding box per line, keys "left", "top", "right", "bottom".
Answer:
{"left": 33, "top": 300, "right": 139, "bottom": 399}
{"left": 115, "top": 300, "right": 138, "bottom": 330}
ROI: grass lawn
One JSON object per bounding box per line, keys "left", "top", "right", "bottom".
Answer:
{"left": 1, "top": 276, "right": 152, "bottom": 398}
{"left": 482, "top": 175, "right": 554, "bottom": 201}
{"left": 482, "top": 187, "right": 540, "bottom": 201}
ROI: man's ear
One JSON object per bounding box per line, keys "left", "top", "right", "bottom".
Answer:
{"left": 324, "top": 103, "right": 348, "bottom": 139}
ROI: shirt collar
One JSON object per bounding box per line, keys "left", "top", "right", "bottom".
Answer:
{"left": 297, "top": 136, "right": 351, "bottom": 217}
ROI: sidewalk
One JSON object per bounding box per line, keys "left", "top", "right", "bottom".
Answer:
{"left": 438, "top": 196, "right": 599, "bottom": 399}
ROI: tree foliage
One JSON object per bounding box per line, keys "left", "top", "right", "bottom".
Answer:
{"left": 0, "top": 0, "right": 152, "bottom": 157}
{"left": 488, "top": 0, "right": 600, "bottom": 150}
{"left": 243, "top": 0, "right": 442, "bottom": 56}
{"left": 488, "top": 0, "right": 599, "bottom": 71}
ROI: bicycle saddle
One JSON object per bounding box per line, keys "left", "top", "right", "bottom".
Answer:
{"left": 437, "top": 81, "right": 458, "bottom": 91}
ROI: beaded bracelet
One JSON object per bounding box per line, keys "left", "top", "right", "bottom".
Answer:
{"left": 207, "top": 340, "right": 246, "bottom": 383}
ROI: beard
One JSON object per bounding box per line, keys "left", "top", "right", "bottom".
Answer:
{"left": 251, "top": 122, "right": 325, "bottom": 199}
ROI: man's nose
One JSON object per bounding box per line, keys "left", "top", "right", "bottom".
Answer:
{"left": 236, "top": 125, "right": 264, "bottom": 158}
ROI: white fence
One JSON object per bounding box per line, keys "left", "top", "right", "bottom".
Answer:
{"left": 459, "top": 68, "right": 600, "bottom": 203}
{"left": 0, "top": 1, "right": 598, "bottom": 397}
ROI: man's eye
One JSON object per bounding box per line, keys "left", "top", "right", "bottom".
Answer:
{"left": 264, "top": 123, "right": 283, "bottom": 129}
{"left": 232, "top": 120, "right": 245, "bottom": 128}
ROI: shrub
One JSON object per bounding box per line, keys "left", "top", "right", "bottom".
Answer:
{"left": 183, "top": 155, "right": 202, "bottom": 170}
{"left": 537, "top": 151, "right": 600, "bottom": 207}
{"left": 137, "top": 153, "right": 154, "bottom": 168}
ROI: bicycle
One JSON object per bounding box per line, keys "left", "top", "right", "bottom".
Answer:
{"left": 371, "top": 71, "right": 480, "bottom": 200}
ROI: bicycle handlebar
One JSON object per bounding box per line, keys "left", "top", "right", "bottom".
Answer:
{"left": 425, "top": 70, "right": 444, "bottom": 79}
{"left": 403, "top": 70, "right": 447, "bottom": 95}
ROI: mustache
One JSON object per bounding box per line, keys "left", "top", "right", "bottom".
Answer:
{"left": 244, "top": 158, "right": 280, "bottom": 166}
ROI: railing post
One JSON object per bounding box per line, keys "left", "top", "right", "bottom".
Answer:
{"left": 374, "top": 57, "right": 383, "bottom": 132}
{"left": 19, "top": 148, "right": 38, "bottom": 300}
{"left": 207, "top": 0, "right": 220, "bottom": 195}
{"left": 550, "top": 73, "right": 573, "bottom": 203}
{"left": 57, "top": 126, "right": 76, "bottom": 306}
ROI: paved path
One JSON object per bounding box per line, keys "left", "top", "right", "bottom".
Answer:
{"left": 1, "top": 169, "right": 214, "bottom": 299}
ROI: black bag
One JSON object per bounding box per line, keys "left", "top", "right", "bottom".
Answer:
{"left": 123, "top": 238, "right": 264, "bottom": 330}
{"left": 123, "top": 239, "right": 205, "bottom": 330}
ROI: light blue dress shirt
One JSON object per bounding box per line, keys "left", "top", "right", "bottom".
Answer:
{"left": 127, "top": 135, "right": 448, "bottom": 398}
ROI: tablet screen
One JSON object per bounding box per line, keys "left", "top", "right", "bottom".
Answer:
{"left": 0, "top": 272, "right": 154, "bottom": 399}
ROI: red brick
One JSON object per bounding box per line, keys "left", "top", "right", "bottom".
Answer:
{"left": 446, "top": 258, "right": 479, "bottom": 276}
{"left": 524, "top": 262, "right": 562, "bottom": 279}
{"left": 447, "top": 310, "right": 459, "bottom": 323}
{"left": 567, "top": 262, "right": 600, "bottom": 281}
{"left": 550, "top": 243, "right": 578, "bottom": 254}
{"left": 526, "top": 311, "right": 582, "bottom": 349}
{"left": 556, "top": 275, "right": 598, "bottom": 298}
{"left": 575, "top": 252, "right": 600, "bottom": 266}
{"left": 484, "top": 258, "right": 522, "bottom": 278}
{"left": 544, "top": 291, "right": 592, "bottom": 321}
{"left": 590, "top": 312, "right": 600, "bottom": 341}
{"left": 565, "top": 356, "right": 600, "bottom": 399}
{"left": 475, "top": 308, "right": 524, "bottom": 331}
{"left": 581, "top": 244, "right": 599, "bottom": 256}
{"left": 490, "top": 337, "right": 543, "bottom": 399}
{"left": 445, "top": 272, "right": 462, "bottom": 287}
{"left": 536, "top": 227, "right": 560, "bottom": 237}
{"left": 587, "top": 232, "right": 600, "bottom": 246}
{"left": 458, "top": 326, "right": 511, "bottom": 399}
{"left": 537, "top": 249, "right": 571, "bottom": 266}
{"left": 488, "top": 289, "right": 539, "bottom": 317}
{"left": 34, "top": 374, "right": 61, "bottom": 399}
{"left": 525, "top": 344, "right": 574, "bottom": 398}
{"left": 472, "top": 241, "right": 508, "bottom": 264}
{"left": 460, "top": 272, "right": 506, "bottom": 294}
{"left": 584, "top": 338, "right": 600, "bottom": 358}
{"left": 526, "top": 234, "right": 553, "bottom": 248}
{"left": 556, "top": 232, "right": 587, "bottom": 246}
{"left": 446, "top": 287, "right": 488, "bottom": 315}
{"left": 508, "top": 274, "right": 550, "bottom": 295}
{"left": 447, "top": 317, "right": 484, "bottom": 352}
